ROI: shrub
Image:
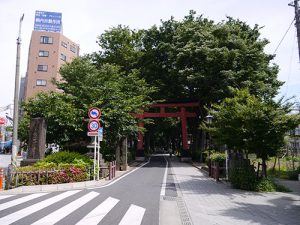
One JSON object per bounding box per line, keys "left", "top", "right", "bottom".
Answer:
{"left": 9, "top": 164, "right": 90, "bottom": 187}
{"left": 287, "top": 167, "right": 300, "bottom": 180}
{"left": 191, "top": 150, "right": 201, "bottom": 162}
{"left": 210, "top": 152, "right": 226, "bottom": 163}
{"left": 47, "top": 165, "right": 88, "bottom": 184}
{"left": 42, "top": 151, "right": 93, "bottom": 166}
{"left": 255, "top": 178, "right": 291, "bottom": 192}
{"left": 128, "top": 147, "right": 136, "bottom": 162}
{"left": 285, "top": 156, "right": 300, "bottom": 162}
{"left": 7, "top": 151, "right": 94, "bottom": 188}
{"left": 229, "top": 162, "right": 257, "bottom": 191}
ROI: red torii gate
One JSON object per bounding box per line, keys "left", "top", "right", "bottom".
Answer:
{"left": 132, "top": 102, "right": 199, "bottom": 159}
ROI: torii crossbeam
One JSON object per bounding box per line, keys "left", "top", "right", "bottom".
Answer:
{"left": 131, "top": 102, "right": 199, "bottom": 160}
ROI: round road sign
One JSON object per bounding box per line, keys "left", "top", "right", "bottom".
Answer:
{"left": 88, "top": 107, "right": 101, "bottom": 119}
{"left": 88, "top": 120, "right": 100, "bottom": 132}
{"left": 0, "top": 117, "right": 5, "bottom": 125}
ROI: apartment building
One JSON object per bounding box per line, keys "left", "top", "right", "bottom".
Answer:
{"left": 24, "top": 11, "right": 79, "bottom": 100}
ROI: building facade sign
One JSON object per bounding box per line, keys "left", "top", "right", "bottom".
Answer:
{"left": 34, "top": 10, "right": 62, "bottom": 32}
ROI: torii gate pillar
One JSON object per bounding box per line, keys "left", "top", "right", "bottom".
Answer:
{"left": 133, "top": 102, "right": 199, "bottom": 161}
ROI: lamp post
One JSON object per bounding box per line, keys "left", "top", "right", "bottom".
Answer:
{"left": 12, "top": 14, "right": 24, "bottom": 167}
{"left": 206, "top": 115, "right": 213, "bottom": 176}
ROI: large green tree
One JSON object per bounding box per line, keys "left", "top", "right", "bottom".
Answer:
{"left": 207, "top": 89, "right": 300, "bottom": 177}
{"left": 20, "top": 57, "right": 155, "bottom": 157}
{"left": 94, "top": 11, "right": 282, "bottom": 107}
{"left": 19, "top": 92, "right": 81, "bottom": 145}
{"left": 92, "top": 11, "right": 283, "bottom": 152}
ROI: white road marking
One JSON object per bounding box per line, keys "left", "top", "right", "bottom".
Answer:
{"left": 0, "top": 192, "right": 47, "bottom": 211}
{"left": 0, "top": 190, "right": 80, "bottom": 224}
{"left": 160, "top": 156, "right": 168, "bottom": 196}
{"left": 75, "top": 197, "right": 119, "bottom": 225}
{"left": 88, "top": 159, "right": 150, "bottom": 190}
{"left": 0, "top": 195, "right": 14, "bottom": 200}
{"left": 119, "top": 204, "right": 146, "bottom": 225}
{"left": 31, "top": 191, "right": 99, "bottom": 225}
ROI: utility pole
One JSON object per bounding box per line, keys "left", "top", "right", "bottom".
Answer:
{"left": 12, "top": 14, "right": 24, "bottom": 167}
{"left": 290, "top": 0, "right": 300, "bottom": 61}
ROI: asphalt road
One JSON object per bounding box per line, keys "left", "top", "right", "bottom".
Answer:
{"left": 0, "top": 155, "right": 168, "bottom": 225}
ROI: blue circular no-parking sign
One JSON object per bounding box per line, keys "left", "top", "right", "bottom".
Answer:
{"left": 88, "top": 107, "right": 101, "bottom": 119}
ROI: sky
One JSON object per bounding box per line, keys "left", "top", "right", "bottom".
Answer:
{"left": 0, "top": 0, "right": 299, "bottom": 115}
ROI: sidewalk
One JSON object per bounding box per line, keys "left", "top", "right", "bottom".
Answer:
{"left": 170, "top": 157, "right": 300, "bottom": 225}
{"left": 0, "top": 161, "right": 142, "bottom": 194}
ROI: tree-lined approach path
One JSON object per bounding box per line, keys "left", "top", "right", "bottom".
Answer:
{"left": 1, "top": 155, "right": 299, "bottom": 225}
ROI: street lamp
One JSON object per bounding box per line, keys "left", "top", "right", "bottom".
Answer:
{"left": 12, "top": 14, "right": 24, "bottom": 167}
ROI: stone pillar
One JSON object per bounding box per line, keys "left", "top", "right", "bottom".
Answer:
{"left": 116, "top": 137, "right": 128, "bottom": 171}
{"left": 21, "top": 118, "right": 47, "bottom": 166}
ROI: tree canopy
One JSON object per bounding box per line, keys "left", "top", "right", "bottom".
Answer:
{"left": 20, "top": 58, "right": 155, "bottom": 155}
{"left": 206, "top": 89, "right": 300, "bottom": 176}
{"left": 93, "top": 11, "right": 282, "bottom": 110}
{"left": 20, "top": 11, "right": 286, "bottom": 157}
{"left": 89, "top": 11, "right": 284, "bottom": 154}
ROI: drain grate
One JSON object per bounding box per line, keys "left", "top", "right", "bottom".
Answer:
{"left": 163, "top": 196, "right": 177, "bottom": 201}
{"left": 183, "top": 222, "right": 192, "bottom": 225}
{"left": 177, "top": 197, "right": 193, "bottom": 225}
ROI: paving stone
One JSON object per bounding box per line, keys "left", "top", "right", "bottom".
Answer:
{"left": 171, "top": 159, "right": 300, "bottom": 225}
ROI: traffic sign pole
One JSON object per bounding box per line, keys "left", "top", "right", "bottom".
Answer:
{"left": 97, "top": 136, "right": 100, "bottom": 180}
{"left": 87, "top": 107, "right": 102, "bottom": 180}
{"left": 93, "top": 136, "right": 97, "bottom": 181}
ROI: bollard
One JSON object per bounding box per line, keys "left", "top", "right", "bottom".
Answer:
{"left": 0, "top": 168, "right": 4, "bottom": 191}
{"left": 298, "top": 174, "right": 300, "bottom": 181}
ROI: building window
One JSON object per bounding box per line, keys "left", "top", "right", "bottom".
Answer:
{"left": 60, "top": 53, "right": 66, "bottom": 61}
{"left": 61, "top": 41, "right": 67, "bottom": 48}
{"left": 38, "top": 50, "right": 49, "bottom": 57}
{"left": 40, "top": 36, "right": 53, "bottom": 44}
{"left": 70, "top": 45, "right": 77, "bottom": 53}
{"left": 37, "top": 65, "right": 48, "bottom": 72}
{"left": 36, "top": 79, "right": 47, "bottom": 86}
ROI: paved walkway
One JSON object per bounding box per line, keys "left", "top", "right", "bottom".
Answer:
{"left": 170, "top": 158, "right": 300, "bottom": 225}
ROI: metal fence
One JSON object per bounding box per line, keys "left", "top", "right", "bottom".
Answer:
{"left": 4, "top": 161, "right": 117, "bottom": 190}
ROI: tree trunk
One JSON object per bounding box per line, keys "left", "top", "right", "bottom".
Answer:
{"left": 272, "top": 157, "right": 277, "bottom": 172}
{"left": 262, "top": 158, "right": 267, "bottom": 177}
{"left": 292, "top": 151, "right": 295, "bottom": 171}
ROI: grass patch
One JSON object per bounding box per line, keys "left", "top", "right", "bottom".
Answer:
{"left": 267, "top": 167, "right": 300, "bottom": 180}
{"left": 255, "top": 178, "right": 291, "bottom": 192}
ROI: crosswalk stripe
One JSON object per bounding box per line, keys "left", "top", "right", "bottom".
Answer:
{"left": 0, "top": 195, "right": 14, "bottom": 200}
{"left": 75, "top": 197, "right": 119, "bottom": 225}
{"left": 31, "top": 191, "right": 99, "bottom": 225}
{"left": 0, "top": 190, "right": 80, "bottom": 224}
{"left": 0, "top": 192, "right": 47, "bottom": 211}
{"left": 119, "top": 204, "right": 146, "bottom": 225}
